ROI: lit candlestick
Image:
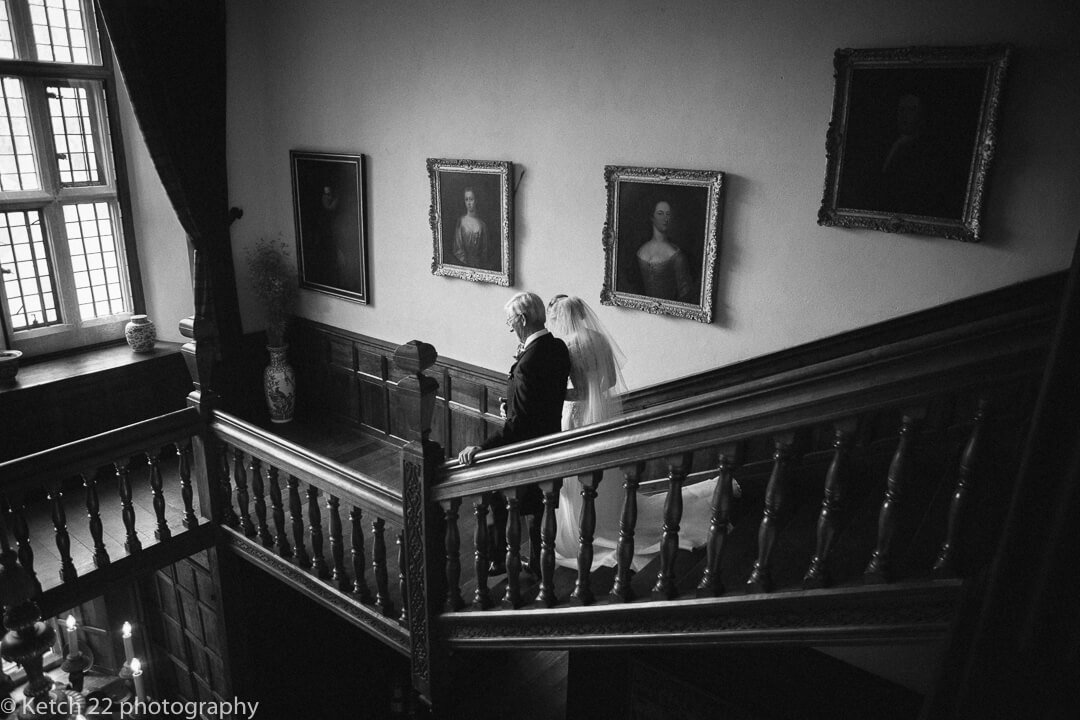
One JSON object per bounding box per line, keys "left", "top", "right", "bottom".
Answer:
{"left": 66, "top": 614, "right": 79, "bottom": 655}
{"left": 122, "top": 622, "right": 134, "bottom": 665}
{"left": 130, "top": 657, "right": 146, "bottom": 702}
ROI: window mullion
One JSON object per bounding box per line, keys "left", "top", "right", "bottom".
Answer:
{"left": 23, "top": 77, "right": 57, "bottom": 192}
{"left": 7, "top": 0, "right": 36, "bottom": 61}
{"left": 42, "top": 198, "right": 76, "bottom": 328}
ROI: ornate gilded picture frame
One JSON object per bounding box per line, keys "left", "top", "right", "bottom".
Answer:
{"left": 291, "top": 150, "right": 369, "bottom": 303}
{"left": 428, "top": 158, "right": 513, "bottom": 286}
{"left": 601, "top": 165, "right": 724, "bottom": 323}
{"left": 818, "top": 45, "right": 1011, "bottom": 242}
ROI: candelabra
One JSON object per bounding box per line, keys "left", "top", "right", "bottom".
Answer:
{"left": 0, "top": 550, "right": 81, "bottom": 719}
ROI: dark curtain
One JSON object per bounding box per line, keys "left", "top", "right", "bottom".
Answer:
{"left": 924, "top": 230, "right": 1080, "bottom": 719}
{"left": 98, "top": 0, "right": 241, "bottom": 392}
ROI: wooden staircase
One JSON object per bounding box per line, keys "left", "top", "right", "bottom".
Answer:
{"left": 1, "top": 271, "right": 1069, "bottom": 718}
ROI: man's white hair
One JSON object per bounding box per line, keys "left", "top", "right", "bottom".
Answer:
{"left": 504, "top": 291, "right": 546, "bottom": 327}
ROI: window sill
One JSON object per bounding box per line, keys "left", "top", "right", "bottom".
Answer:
{"left": 0, "top": 341, "right": 192, "bottom": 462}
{"left": 1, "top": 340, "right": 183, "bottom": 395}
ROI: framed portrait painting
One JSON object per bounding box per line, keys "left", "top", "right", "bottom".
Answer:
{"left": 291, "top": 150, "right": 369, "bottom": 302}
{"left": 818, "top": 45, "right": 1011, "bottom": 242}
{"left": 428, "top": 158, "right": 513, "bottom": 286}
{"left": 601, "top": 165, "right": 724, "bottom": 323}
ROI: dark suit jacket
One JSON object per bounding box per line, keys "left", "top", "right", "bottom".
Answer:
{"left": 480, "top": 332, "right": 569, "bottom": 516}
{"left": 481, "top": 331, "right": 571, "bottom": 452}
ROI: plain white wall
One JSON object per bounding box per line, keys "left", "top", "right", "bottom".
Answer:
{"left": 226, "top": 0, "right": 1080, "bottom": 391}
{"left": 117, "top": 72, "right": 193, "bottom": 343}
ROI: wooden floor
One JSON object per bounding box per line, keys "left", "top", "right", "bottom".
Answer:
{"left": 236, "top": 412, "right": 406, "bottom": 492}
{"left": 25, "top": 453, "right": 191, "bottom": 590}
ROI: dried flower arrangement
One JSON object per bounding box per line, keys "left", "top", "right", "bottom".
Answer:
{"left": 246, "top": 236, "right": 298, "bottom": 347}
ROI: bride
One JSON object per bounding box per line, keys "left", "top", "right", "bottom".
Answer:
{"left": 546, "top": 295, "right": 716, "bottom": 571}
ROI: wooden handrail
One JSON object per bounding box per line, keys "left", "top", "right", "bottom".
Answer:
{"left": 210, "top": 410, "right": 403, "bottom": 521}
{"left": 622, "top": 271, "right": 1066, "bottom": 412}
{"left": 432, "top": 292, "right": 1052, "bottom": 502}
{"left": 0, "top": 407, "right": 203, "bottom": 490}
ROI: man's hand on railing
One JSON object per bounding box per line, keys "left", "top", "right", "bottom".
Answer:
{"left": 458, "top": 445, "right": 481, "bottom": 466}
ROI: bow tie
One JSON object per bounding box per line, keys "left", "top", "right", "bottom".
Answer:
{"left": 513, "top": 342, "right": 525, "bottom": 360}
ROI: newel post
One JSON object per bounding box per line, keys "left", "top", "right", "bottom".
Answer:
{"left": 394, "top": 340, "right": 447, "bottom": 709}
{"left": 179, "top": 316, "right": 230, "bottom": 527}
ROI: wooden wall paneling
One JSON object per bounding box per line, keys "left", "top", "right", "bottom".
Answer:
{"left": 292, "top": 319, "right": 515, "bottom": 455}
{"left": 355, "top": 346, "right": 387, "bottom": 434}
{"left": 386, "top": 353, "right": 412, "bottom": 441}
{"left": 141, "top": 553, "right": 233, "bottom": 705}
{"left": 326, "top": 366, "right": 358, "bottom": 425}
{"left": 431, "top": 395, "right": 448, "bottom": 450}
{"left": 357, "top": 377, "right": 385, "bottom": 432}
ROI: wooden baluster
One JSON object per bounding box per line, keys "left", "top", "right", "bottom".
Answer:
{"left": 653, "top": 454, "right": 692, "bottom": 601}
{"left": 115, "top": 460, "right": 142, "bottom": 554}
{"left": 267, "top": 466, "right": 291, "bottom": 558}
{"left": 372, "top": 517, "right": 392, "bottom": 615}
{"left": 47, "top": 481, "right": 77, "bottom": 583}
{"left": 218, "top": 443, "right": 240, "bottom": 528}
{"left": 472, "top": 500, "right": 493, "bottom": 610}
{"left": 747, "top": 436, "right": 796, "bottom": 593}
{"left": 350, "top": 506, "right": 372, "bottom": 602}
{"left": 571, "top": 471, "right": 603, "bottom": 605}
{"left": 804, "top": 420, "right": 857, "bottom": 589}
{"left": 288, "top": 476, "right": 310, "bottom": 568}
{"left": 82, "top": 472, "right": 110, "bottom": 567}
{"left": 148, "top": 450, "right": 171, "bottom": 541}
{"left": 501, "top": 491, "right": 524, "bottom": 609}
{"left": 175, "top": 439, "right": 198, "bottom": 528}
{"left": 442, "top": 499, "right": 465, "bottom": 611}
{"left": 934, "top": 398, "right": 989, "bottom": 578}
{"left": 249, "top": 456, "right": 273, "bottom": 547}
{"left": 233, "top": 448, "right": 255, "bottom": 537}
{"left": 697, "top": 445, "right": 740, "bottom": 597}
{"left": 6, "top": 494, "right": 40, "bottom": 592}
{"left": 307, "top": 485, "right": 329, "bottom": 579}
{"left": 536, "top": 480, "right": 562, "bottom": 608}
{"left": 865, "top": 410, "right": 924, "bottom": 583}
{"left": 398, "top": 530, "right": 408, "bottom": 624}
{"left": 327, "top": 494, "right": 350, "bottom": 591}
{"left": 610, "top": 463, "right": 645, "bottom": 603}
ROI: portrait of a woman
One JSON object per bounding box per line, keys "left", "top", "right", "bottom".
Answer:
{"left": 453, "top": 186, "right": 489, "bottom": 268}
{"left": 635, "top": 199, "right": 696, "bottom": 303}
{"left": 604, "top": 168, "right": 722, "bottom": 323}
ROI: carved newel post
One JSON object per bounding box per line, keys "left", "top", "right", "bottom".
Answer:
{"left": 0, "top": 550, "right": 71, "bottom": 719}
{"left": 394, "top": 340, "right": 446, "bottom": 710}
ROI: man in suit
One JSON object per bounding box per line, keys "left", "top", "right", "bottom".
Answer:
{"left": 458, "top": 291, "right": 571, "bottom": 575}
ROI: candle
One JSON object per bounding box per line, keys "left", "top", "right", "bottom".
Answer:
{"left": 131, "top": 658, "right": 146, "bottom": 701}
{"left": 122, "top": 622, "right": 134, "bottom": 665}
{"left": 66, "top": 614, "right": 79, "bottom": 655}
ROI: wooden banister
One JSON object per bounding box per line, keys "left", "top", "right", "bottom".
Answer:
{"left": 432, "top": 302, "right": 1049, "bottom": 501}
{"left": 209, "top": 410, "right": 402, "bottom": 522}
{"left": 0, "top": 407, "right": 203, "bottom": 491}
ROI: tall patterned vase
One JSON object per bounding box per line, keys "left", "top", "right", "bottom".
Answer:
{"left": 124, "top": 314, "right": 156, "bottom": 352}
{"left": 263, "top": 345, "right": 296, "bottom": 423}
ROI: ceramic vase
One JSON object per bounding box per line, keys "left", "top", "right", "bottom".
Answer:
{"left": 124, "top": 314, "right": 156, "bottom": 352}
{"left": 263, "top": 345, "right": 295, "bottom": 423}
{"left": 0, "top": 349, "right": 23, "bottom": 386}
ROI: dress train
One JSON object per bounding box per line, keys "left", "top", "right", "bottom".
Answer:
{"left": 553, "top": 401, "right": 717, "bottom": 571}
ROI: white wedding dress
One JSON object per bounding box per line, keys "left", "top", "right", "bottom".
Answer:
{"left": 552, "top": 327, "right": 716, "bottom": 571}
